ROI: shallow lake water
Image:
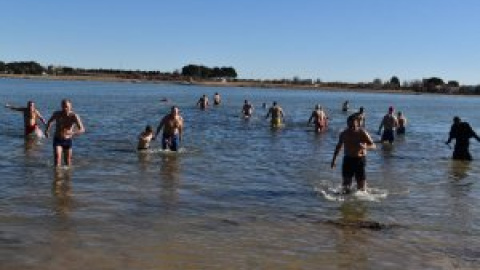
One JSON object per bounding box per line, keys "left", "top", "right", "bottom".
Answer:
{"left": 1, "top": 78, "right": 479, "bottom": 269}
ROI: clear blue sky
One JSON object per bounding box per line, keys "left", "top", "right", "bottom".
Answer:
{"left": 1, "top": 0, "right": 479, "bottom": 84}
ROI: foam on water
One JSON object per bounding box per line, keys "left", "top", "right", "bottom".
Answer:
{"left": 316, "top": 186, "right": 388, "bottom": 202}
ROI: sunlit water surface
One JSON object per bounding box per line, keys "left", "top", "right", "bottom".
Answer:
{"left": 1, "top": 78, "right": 479, "bottom": 269}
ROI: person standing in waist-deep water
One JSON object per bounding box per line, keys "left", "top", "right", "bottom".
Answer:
{"left": 197, "top": 95, "right": 209, "bottom": 110}
{"left": 137, "top": 125, "right": 154, "bottom": 150}
{"left": 352, "top": 106, "right": 366, "bottom": 128}
{"left": 342, "top": 100, "right": 349, "bottom": 112}
{"left": 242, "top": 100, "right": 254, "bottom": 118}
{"left": 154, "top": 106, "right": 184, "bottom": 151}
{"left": 213, "top": 92, "right": 221, "bottom": 105}
{"left": 5, "top": 101, "right": 47, "bottom": 137}
{"left": 45, "top": 99, "right": 85, "bottom": 167}
{"left": 396, "top": 111, "right": 407, "bottom": 135}
{"left": 446, "top": 116, "right": 480, "bottom": 161}
{"left": 307, "top": 104, "right": 328, "bottom": 132}
{"left": 331, "top": 115, "right": 376, "bottom": 193}
{"left": 378, "top": 106, "right": 398, "bottom": 143}
{"left": 265, "top": 101, "right": 285, "bottom": 128}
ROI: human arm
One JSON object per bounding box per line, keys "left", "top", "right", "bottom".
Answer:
{"left": 44, "top": 113, "right": 57, "bottom": 138}
{"left": 36, "top": 110, "right": 47, "bottom": 125}
{"left": 73, "top": 114, "right": 85, "bottom": 136}
{"left": 377, "top": 118, "right": 384, "bottom": 135}
{"left": 153, "top": 117, "right": 165, "bottom": 139}
{"left": 5, "top": 104, "right": 25, "bottom": 112}
{"left": 331, "top": 134, "right": 343, "bottom": 168}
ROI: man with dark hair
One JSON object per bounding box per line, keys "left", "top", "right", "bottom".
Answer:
{"left": 331, "top": 115, "right": 376, "bottom": 193}
{"left": 265, "top": 101, "right": 284, "bottom": 128}
{"left": 446, "top": 116, "right": 480, "bottom": 160}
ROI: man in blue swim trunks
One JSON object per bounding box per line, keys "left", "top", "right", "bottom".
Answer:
{"left": 378, "top": 106, "right": 398, "bottom": 143}
{"left": 45, "top": 99, "right": 85, "bottom": 167}
{"left": 154, "top": 106, "right": 184, "bottom": 151}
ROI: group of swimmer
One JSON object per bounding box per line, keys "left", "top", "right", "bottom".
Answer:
{"left": 6, "top": 94, "right": 480, "bottom": 194}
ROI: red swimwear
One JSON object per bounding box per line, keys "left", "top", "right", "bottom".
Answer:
{"left": 25, "top": 124, "right": 37, "bottom": 135}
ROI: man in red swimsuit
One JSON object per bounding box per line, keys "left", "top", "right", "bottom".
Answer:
{"left": 5, "top": 101, "right": 46, "bottom": 137}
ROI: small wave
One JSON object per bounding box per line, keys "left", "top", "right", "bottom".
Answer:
{"left": 315, "top": 186, "right": 388, "bottom": 202}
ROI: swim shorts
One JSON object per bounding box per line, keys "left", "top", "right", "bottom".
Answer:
{"left": 162, "top": 134, "right": 179, "bottom": 151}
{"left": 382, "top": 129, "right": 395, "bottom": 143}
{"left": 271, "top": 118, "right": 282, "bottom": 127}
{"left": 53, "top": 137, "right": 73, "bottom": 150}
{"left": 25, "top": 124, "right": 38, "bottom": 136}
{"left": 397, "top": 126, "right": 405, "bottom": 135}
{"left": 342, "top": 156, "right": 366, "bottom": 186}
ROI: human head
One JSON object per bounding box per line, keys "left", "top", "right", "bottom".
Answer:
{"left": 27, "top": 101, "right": 35, "bottom": 110}
{"left": 244, "top": 99, "right": 248, "bottom": 104}
{"left": 273, "top": 101, "right": 277, "bottom": 106}
{"left": 145, "top": 125, "right": 153, "bottom": 133}
{"left": 315, "top": 104, "right": 321, "bottom": 110}
{"left": 61, "top": 99, "right": 72, "bottom": 113}
{"left": 388, "top": 106, "right": 394, "bottom": 113}
{"left": 347, "top": 114, "right": 359, "bottom": 128}
{"left": 397, "top": 111, "right": 402, "bottom": 116}
{"left": 453, "top": 116, "right": 461, "bottom": 124}
{"left": 170, "top": 106, "right": 179, "bottom": 115}
{"left": 359, "top": 106, "right": 364, "bottom": 113}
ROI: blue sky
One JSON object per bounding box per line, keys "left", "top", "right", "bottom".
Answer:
{"left": 1, "top": 0, "right": 479, "bottom": 84}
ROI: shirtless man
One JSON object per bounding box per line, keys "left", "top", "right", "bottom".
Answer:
{"left": 265, "top": 101, "right": 285, "bottom": 127}
{"left": 378, "top": 106, "right": 398, "bottom": 143}
{"left": 331, "top": 115, "right": 376, "bottom": 193}
{"left": 242, "top": 100, "right": 254, "bottom": 118}
{"left": 197, "top": 95, "right": 209, "bottom": 110}
{"left": 352, "top": 106, "right": 366, "bottom": 128}
{"left": 154, "top": 106, "right": 183, "bottom": 151}
{"left": 45, "top": 99, "right": 85, "bottom": 167}
{"left": 307, "top": 104, "right": 328, "bottom": 132}
{"left": 213, "top": 92, "right": 221, "bottom": 105}
{"left": 5, "top": 101, "right": 46, "bottom": 137}
{"left": 396, "top": 111, "right": 407, "bottom": 135}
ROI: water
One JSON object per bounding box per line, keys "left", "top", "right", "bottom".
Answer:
{"left": 1, "top": 78, "right": 479, "bottom": 269}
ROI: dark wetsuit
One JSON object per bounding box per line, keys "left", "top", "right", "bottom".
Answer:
{"left": 448, "top": 122, "right": 479, "bottom": 161}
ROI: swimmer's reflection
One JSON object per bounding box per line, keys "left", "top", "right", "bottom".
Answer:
{"left": 159, "top": 155, "right": 180, "bottom": 208}
{"left": 137, "top": 150, "right": 152, "bottom": 171}
{"left": 449, "top": 160, "right": 471, "bottom": 181}
{"left": 334, "top": 202, "right": 369, "bottom": 269}
{"left": 52, "top": 167, "right": 73, "bottom": 217}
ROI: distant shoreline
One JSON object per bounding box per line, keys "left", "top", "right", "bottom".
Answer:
{"left": 0, "top": 74, "right": 476, "bottom": 96}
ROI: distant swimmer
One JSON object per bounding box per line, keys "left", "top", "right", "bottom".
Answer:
{"left": 265, "top": 101, "right": 285, "bottom": 128}
{"left": 5, "top": 101, "right": 46, "bottom": 137}
{"left": 45, "top": 99, "right": 85, "bottom": 167}
{"left": 396, "top": 111, "right": 407, "bottom": 135}
{"left": 342, "top": 100, "right": 349, "bottom": 112}
{"left": 352, "top": 106, "right": 366, "bottom": 128}
{"left": 331, "top": 115, "right": 376, "bottom": 193}
{"left": 160, "top": 98, "right": 169, "bottom": 103}
{"left": 445, "top": 116, "right": 480, "bottom": 161}
{"left": 154, "top": 106, "right": 184, "bottom": 151}
{"left": 213, "top": 92, "right": 221, "bottom": 105}
{"left": 307, "top": 104, "right": 328, "bottom": 132}
{"left": 262, "top": 103, "right": 267, "bottom": 109}
{"left": 137, "top": 125, "right": 154, "bottom": 150}
{"left": 242, "top": 100, "right": 254, "bottom": 118}
{"left": 197, "top": 95, "right": 209, "bottom": 110}
{"left": 378, "top": 106, "right": 398, "bottom": 143}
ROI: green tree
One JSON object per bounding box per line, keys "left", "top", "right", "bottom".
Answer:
{"left": 447, "top": 80, "right": 459, "bottom": 87}
{"left": 390, "top": 76, "right": 400, "bottom": 88}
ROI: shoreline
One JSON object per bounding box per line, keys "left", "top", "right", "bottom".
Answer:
{"left": 1, "top": 74, "right": 477, "bottom": 97}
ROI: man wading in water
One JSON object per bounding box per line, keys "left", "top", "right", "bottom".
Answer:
{"left": 446, "top": 116, "right": 480, "bottom": 161}
{"left": 331, "top": 115, "right": 376, "bottom": 193}
{"left": 154, "top": 106, "right": 184, "bottom": 151}
{"left": 5, "top": 101, "right": 47, "bottom": 137}
{"left": 45, "top": 99, "right": 85, "bottom": 167}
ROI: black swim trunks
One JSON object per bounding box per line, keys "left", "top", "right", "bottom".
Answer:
{"left": 342, "top": 156, "right": 366, "bottom": 186}
{"left": 53, "top": 137, "right": 73, "bottom": 150}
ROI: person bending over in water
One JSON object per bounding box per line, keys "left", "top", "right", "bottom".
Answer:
{"left": 242, "top": 100, "right": 254, "bottom": 118}
{"left": 446, "top": 116, "right": 480, "bottom": 161}
{"left": 213, "top": 92, "right": 221, "bottom": 105}
{"left": 137, "top": 125, "right": 154, "bottom": 150}
{"left": 45, "top": 99, "right": 85, "bottom": 167}
{"left": 265, "top": 101, "right": 285, "bottom": 127}
{"left": 5, "top": 101, "right": 47, "bottom": 137}
{"left": 331, "top": 115, "right": 376, "bottom": 193}
{"left": 307, "top": 104, "right": 328, "bottom": 132}
{"left": 396, "top": 111, "right": 407, "bottom": 135}
{"left": 378, "top": 106, "right": 398, "bottom": 143}
{"left": 197, "top": 95, "right": 209, "bottom": 110}
{"left": 154, "top": 106, "right": 184, "bottom": 151}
